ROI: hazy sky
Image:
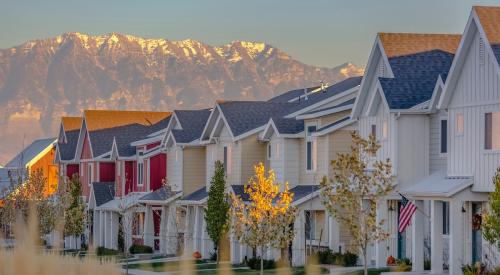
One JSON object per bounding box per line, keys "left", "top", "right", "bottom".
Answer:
{"left": 2, "top": 0, "right": 500, "bottom": 67}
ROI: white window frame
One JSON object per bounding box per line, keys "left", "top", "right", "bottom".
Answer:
{"left": 455, "top": 113, "right": 464, "bottom": 136}
{"left": 267, "top": 143, "right": 272, "bottom": 160}
{"left": 306, "top": 123, "right": 317, "bottom": 172}
{"left": 484, "top": 111, "right": 500, "bottom": 152}
{"left": 137, "top": 160, "right": 144, "bottom": 186}
{"left": 87, "top": 163, "right": 93, "bottom": 186}
{"left": 382, "top": 120, "right": 388, "bottom": 140}
{"left": 440, "top": 118, "right": 448, "bottom": 156}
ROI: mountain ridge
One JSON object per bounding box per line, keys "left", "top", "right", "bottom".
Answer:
{"left": 0, "top": 32, "right": 364, "bottom": 164}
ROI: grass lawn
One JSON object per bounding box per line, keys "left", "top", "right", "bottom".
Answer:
{"left": 126, "top": 261, "right": 329, "bottom": 274}
{"left": 342, "top": 268, "right": 391, "bottom": 275}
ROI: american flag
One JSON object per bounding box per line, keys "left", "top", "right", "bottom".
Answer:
{"left": 398, "top": 194, "right": 417, "bottom": 233}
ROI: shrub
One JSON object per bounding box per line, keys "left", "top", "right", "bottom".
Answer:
{"left": 316, "top": 250, "right": 335, "bottom": 264}
{"left": 488, "top": 267, "right": 500, "bottom": 275}
{"left": 424, "top": 259, "right": 431, "bottom": 270}
{"left": 462, "top": 262, "right": 486, "bottom": 275}
{"left": 128, "top": 244, "right": 153, "bottom": 254}
{"left": 342, "top": 251, "right": 358, "bottom": 267}
{"left": 96, "top": 246, "right": 119, "bottom": 256}
{"left": 246, "top": 257, "right": 276, "bottom": 270}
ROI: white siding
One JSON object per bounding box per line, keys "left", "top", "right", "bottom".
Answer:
{"left": 269, "top": 136, "right": 285, "bottom": 184}
{"left": 429, "top": 110, "right": 448, "bottom": 173}
{"left": 447, "top": 29, "right": 500, "bottom": 191}
{"left": 359, "top": 97, "right": 392, "bottom": 165}
{"left": 167, "top": 146, "right": 183, "bottom": 192}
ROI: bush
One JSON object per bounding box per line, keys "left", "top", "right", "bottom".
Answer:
{"left": 128, "top": 244, "right": 153, "bottom": 254}
{"left": 96, "top": 246, "right": 119, "bottom": 256}
{"left": 424, "top": 259, "right": 431, "bottom": 270}
{"left": 342, "top": 251, "right": 358, "bottom": 267}
{"left": 488, "top": 267, "right": 500, "bottom": 275}
{"left": 246, "top": 257, "right": 276, "bottom": 270}
{"left": 462, "top": 262, "right": 486, "bottom": 275}
{"left": 316, "top": 250, "right": 335, "bottom": 264}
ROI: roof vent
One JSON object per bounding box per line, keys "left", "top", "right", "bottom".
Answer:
{"left": 303, "top": 88, "right": 308, "bottom": 100}
{"left": 479, "top": 37, "right": 485, "bottom": 66}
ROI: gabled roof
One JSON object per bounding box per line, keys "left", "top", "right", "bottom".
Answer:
{"left": 267, "top": 86, "right": 320, "bottom": 103}
{"left": 91, "top": 182, "right": 115, "bottom": 207}
{"left": 170, "top": 109, "right": 211, "bottom": 144}
{"left": 139, "top": 187, "right": 182, "bottom": 203}
{"left": 440, "top": 6, "right": 500, "bottom": 109}
{"left": 82, "top": 110, "right": 171, "bottom": 158}
{"left": 178, "top": 186, "right": 208, "bottom": 203}
{"left": 230, "top": 184, "right": 320, "bottom": 205}
{"left": 5, "top": 138, "right": 56, "bottom": 168}
{"left": 272, "top": 117, "right": 305, "bottom": 135}
{"left": 475, "top": 6, "right": 500, "bottom": 65}
{"left": 58, "top": 117, "right": 82, "bottom": 161}
{"left": 378, "top": 33, "right": 460, "bottom": 109}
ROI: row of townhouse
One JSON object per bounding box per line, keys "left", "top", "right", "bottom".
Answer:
{"left": 54, "top": 75, "right": 363, "bottom": 264}
{"left": 52, "top": 5, "right": 500, "bottom": 273}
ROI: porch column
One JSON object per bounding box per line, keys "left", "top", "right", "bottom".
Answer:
{"left": 99, "top": 210, "right": 105, "bottom": 247}
{"left": 376, "top": 199, "right": 388, "bottom": 267}
{"left": 159, "top": 205, "right": 168, "bottom": 253}
{"left": 292, "top": 210, "right": 306, "bottom": 266}
{"left": 144, "top": 206, "right": 154, "bottom": 247}
{"left": 328, "top": 216, "right": 340, "bottom": 252}
{"left": 124, "top": 211, "right": 133, "bottom": 253}
{"left": 412, "top": 200, "right": 425, "bottom": 272}
{"left": 449, "top": 200, "right": 464, "bottom": 275}
{"left": 193, "top": 206, "right": 201, "bottom": 253}
{"left": 165, "top": 205, "right": 178, "bottom": 255}
{"left": 183, "top": 206, "right": 193, "bottom": 254}
{"left": 111, "top": 212, "right": 119, "bottom": 250}
{"left": 93, "top": 210, "right": 100, "bottom": 248}
{"left": 430, "top": 200, "right": 443, "bottom": 273}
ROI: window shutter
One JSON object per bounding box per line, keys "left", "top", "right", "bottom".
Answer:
{"left": 312, "top": 139, "right": 317, "bottom": 170}
{"left": 479, "top": 37, "right": 485, "bottom": 66}
{"left": 485, "top": 113, "right": 492, "bottom": 150}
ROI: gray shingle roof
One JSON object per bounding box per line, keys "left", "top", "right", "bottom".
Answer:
{"left": 172, "top": 109, "right": 211, "bottom": 143}
{"left": 379, "top": 50, "right": 455, "bottom": 109}
{"left": 301, "top": 98, "right": 356, "bottom": 116}
{"left": 290, "top": 185, "right": 320, "bottom": 203}
{"left": 139, "top": 187, "right": 181, "bottom": 201}
{"left": 272, "top": 117, "right": 304, "bottom": 135}
{"left": 89, "top": 116, "right": 171, "bottom": 157}
{"left": 316, "top": 116, "right": 351, "bottom": 132}
{"left": 180, "top": 186, "right": 208, "bottom": 202}
{"left": 92, "top": 182, "right": 115, "bottom": 207}
{"left": 59, "top": 129, "right": 80, "bottom": 161}
{"left": 5, "top": 138, "right": 56, "bottom": 168}
{"left": 268, "top": 86, "right": 319, "bottom": 103}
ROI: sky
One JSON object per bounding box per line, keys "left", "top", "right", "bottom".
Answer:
{"left": 2, "top": 0, "right": 500, "bottom": 68}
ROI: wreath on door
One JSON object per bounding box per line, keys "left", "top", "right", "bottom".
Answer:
{"left": 472, "top": 213, "right": 482, "bottom": 230}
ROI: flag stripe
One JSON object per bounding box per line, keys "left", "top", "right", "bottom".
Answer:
{"left": 398, "top": 195, "right": 417, "bottom": 233}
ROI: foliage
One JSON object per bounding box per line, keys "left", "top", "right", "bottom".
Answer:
{"left": 462, "top": 262, "right": 486, "bottom": 275}
{"left": 0, "top": 168, "right": 59, "bottom": 239}
{"left": 96, "top": 246, "right": 119, "bottom": 256}
{"left": 315, "top": 249, "right": 359, "bottom": 266}
{"left": 129, "top": 244, "right": 153, "bottom": 254}
{"left": 320, "top": 132, "right": 393, "bottom": 275}
{"left": 488, "top": 267, "right": 500, "bottom": 275}
{"left": 204, "top": 160, "right": 230, "bottom": 262}
{"left": 424, "top": 259, "right": 431, "bottom": 270}
{"left": 63, "top": 174, "right": 85, "bottom": 243}
{"left": 316, "top": 249, "right": 336, "bottom": 264}
{"left": 246, "top": 257, "right": 276, "bottom": 270}
{"left": 483, "top": 168, "right": 500, "bottom": 248}
{"left": 231, "top": 163, "right": 297, "bottom": 273}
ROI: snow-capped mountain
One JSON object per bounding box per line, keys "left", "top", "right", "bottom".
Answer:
{"left": 0, "top": 32, "right": 363, "bottom": 163}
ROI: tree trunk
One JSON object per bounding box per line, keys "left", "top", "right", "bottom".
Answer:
{"left": 260, "top": 245, "right": 264, "bottom": 275}
{"left": 363, "top": 249, "right": 368, "bottom": 275}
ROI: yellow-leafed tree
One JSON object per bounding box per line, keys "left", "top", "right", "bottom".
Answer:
{"left": 231, "top": 163, "right": 296, "bottom": 275}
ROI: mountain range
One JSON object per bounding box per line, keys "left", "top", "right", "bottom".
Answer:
{"left": 0, "top": 32, "right": 363, "bottom": 164}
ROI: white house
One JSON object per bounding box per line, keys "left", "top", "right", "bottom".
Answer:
{"left": 403, "top": 6, "right": 500, "bottom": 274}
{"left": 351, "top": 32, "right": 461, "bottom": 270}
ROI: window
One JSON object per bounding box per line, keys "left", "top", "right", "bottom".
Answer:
{"left": 305, "top": 211, "right": 315, "bottom": 240}
{"left": 267, "top": 144, "right": 272, "bottom": 160}
{"left": 440, "top": 119, "right": 448, "bottom": 154}
{"left": 485, "top": 112, "right": 500, "bottom": 150}
{"left": 305, "top": 210, "right": 325, "bottom": 241}
{"left": 87, "top": 164, "right": 92, "bottom": 186}
{"left": 382, "top": 120, "right": 388, "bottom": 139}
{"left": 137, "top": 161, "right": 144, "bottom": 186}
{"left": 371, "top": 124, "right": 377, "bottom": 138}
{"left": 442, "top": 202, "right": 450, "bottom": 235}
{"left": 306, "top": 125, "right": 317, "bottom": 171}
{"left": 456, "top": 114, "right": 464, "bottom": 135}
{"left": 223, "top": 145, "right": 231, "bottom": 175}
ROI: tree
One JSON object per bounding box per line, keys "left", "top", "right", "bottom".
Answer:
{"left": 204, "top": 160, "right": 230, "bottom": 263}
{"left": 63, "top": 174, "right": 85, "bottom": 249}
{"left": 482, "top": 168, "right": 500, "bottom": 251}
{"left": 0, "top": 168, "right": 58, "bottom": 240}
{"left": 320, "top": 132, "right": 393, "bottom": 275}
{"left": 231, "top": 163, "right": 296, "bottom": 275}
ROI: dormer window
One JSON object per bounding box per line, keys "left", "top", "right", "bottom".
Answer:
{"left": 137, "top": 161, "right": 144, "bottom": 186}
{"left": 485, "top": 112, "right": 500, "bottom": 150}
